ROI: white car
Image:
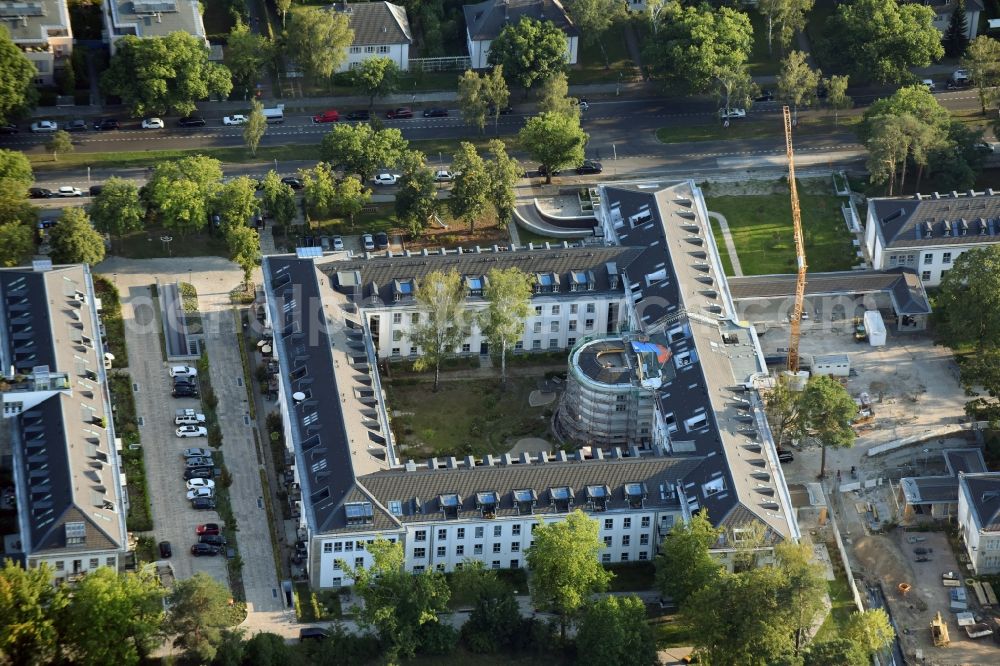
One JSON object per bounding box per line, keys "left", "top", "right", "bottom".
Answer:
{"left": 362, "top": 233, "right": 375, "bottom": 251}
{"left": 223, "top": 115, "right": 248, "bottom": 126}
{"left": 169, "top": 365, "right": 198, "bottom": 378}
{"left": 182, "top": 447, "right": 212, "bottom": 457}
{"left": 332, "top": 236, "right": 344, "bottom": 251}
{"left": 176, "top": 426, "right": 208, "bottom": 438}
{"left": 56, "top": 186, "right": 83, "bottom": 197}
{"left": 141, "top": 118, "right": 164, "bottom": 129}
{"left": 719, "top": 108, "right": 746, "bottom": 119}
{"left": 921, "top": 78, "right": 936, "bottom": 92}
{"left": 30, "top": 120, "right": 58, "bottom": 133}
{"left": 576, "top": 100, "right": 590, "bottom": 111}
{"left": 187, "top": 487, "right": 215, "bottom": 501}
{"left": 371, "top": 173, "right": 400, "bottom": 186}
{"left": 186, "top": 478, "right": 216, "bottom": 491}
{"left": 434, "top": 170, "right": 454, "bottom": 182}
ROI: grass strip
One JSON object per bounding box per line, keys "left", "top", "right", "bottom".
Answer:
{"left": 93, "top": 275, "right": 129, "bottom": 367}
{"left": 655, "top": 114, "right": 861, "bottom": 144}
{"left": 258, "top": 466, "right": 284, "bottom": 585}
{"left": 234, "top": 308, "right": 256, "bottom": 420}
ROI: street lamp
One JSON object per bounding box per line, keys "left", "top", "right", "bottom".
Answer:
{"left": 160, "top": 235, "right": 173, "bottom": 257}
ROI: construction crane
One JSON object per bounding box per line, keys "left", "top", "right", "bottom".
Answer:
{"left": 783, "top": 105, "right": 807, "bottom": 373}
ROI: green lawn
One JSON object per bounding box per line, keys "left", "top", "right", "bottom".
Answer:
{"left": 651, "top": 613, "right": 695, "bottom": 648}
{"left": 814, "top": 574, "right": 858, "bottom": 643}
{"left": 656, "top": 113, "right": 860, "bottom": 144}
{"left": 386, "top": 377, "right": 551, "bottom": 458}
{"left": 747, "top": 11, "right": 783, "bottom": 77}
{"left": 706, "top": 191, "right": 856, "bottom": 275}
{"left": 568, "top": 19, "right": 639, "bottom": 85}
{"left": 307, "top": 204, "right": 397, "bottom": 236}
{"left": 606, "top": 561, "right": 656, "bottom": 591}
{"left": 116, "top": 224, "right": 230, "bottom": 259}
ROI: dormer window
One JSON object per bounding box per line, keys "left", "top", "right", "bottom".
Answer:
{"left": 550, "top": 486, "right": 575, "bottom": 513}
{"left": 624, "top": 482, "right": 646, "bottom": 509}
{"left": 513, "top": 488, "right": 536, "bottom": 515}
{"left": 476, "top": 491, "right": 499, "bottom": 518}
{"left": 393, "top": 278, "right": 416, "bottom": 302}
{"left": 65, "top": 521, "right": 86, "bottom": 545}
{"left": 345, "top": 501, "right": 374, "bottom": 526}
{"left": 534, "top": 272, "right": 558, "bottom": 293}
{"left": 585, "top": 484, "right": 610, "bottom": 511}
{"left": 438, "top": 493, "right": 462, "bottom": 519}
{"left": 702, "top": 477, "right": 726, "bottom": 497}
{"left": 569, "top": 270, "right": 589, "bottom": 292}
{"left": 465, "top": 275, "right": 485, "bottom": 297}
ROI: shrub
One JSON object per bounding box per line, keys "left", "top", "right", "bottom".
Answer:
{"left": 417, "top": 620, "right": 458, "bottom": 656}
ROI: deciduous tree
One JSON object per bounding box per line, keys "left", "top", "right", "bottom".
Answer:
{"left": 394, "top": 150, "right": 437, "bottom": 236}
{"left": 225, "top": 21, "right": 270, "bottom": 96}
{"left": 148, "top": 156, "right": 223, "bottom": 235}
{"left": 165, "top": 572, "right": 234, "bottom": 664}
{"left": 101, "top": 33, "right": 232, "bottom": 116}
{"left": 330, "top": 176, "right": 369, "bottom": 222}
{"left": 320, "top": 123, "right": 408, "bottom": 182}
{"left": 845, "top": 608, "right": 895, "bottom": 657}
{"left": 341, "top": 538, "right": 451, "bottom": 663}
{"left": 654, "top": 510, "right": 722, "bottom": 605}
{"left": 777, "top": 50, "right": 821, "bottom": 121}
{"left": 353, "top": 56, "right": 400, "bottom": 110}
{"left": 764, "top": 375, "right": 800, "bottom": 447}
{"left": 797, "top": 374, "right": 857, "bottom": 477}
{"left": 576, "top": 596, "right": 658, "bottom": 666}
{"left": 564, "top": 0, "right": 622, "bottom": 65}
{"left": 0, "top": 148, "right": 32, "bottom": 186}
{"left": 938, "top": 245, "right": 1000, "bottom": 348}
{"left": 775, "top": 541, "right": 827, "bottom": 655}
{"left": 526, "top": 510, "right": 613, "bottom": 638}
{"left": 0, "top": 222, "right": 35, "bottom": 267}
{"left": 243, "top": 99, "right": 267, "bottom": 157}
{"left": 804, "top": 638, "right": 869, "bottom": 666}
{"left": 260, "top": 170, "right": 297, "bottom": 230}
{"left": 214, "top": 176, "right": 259, "bottom": 233}
{"left": 226, "top": 224, "right": 261, "bottom": 286}
{"left": 0, "top": 25, "right": 37, "bottom": 123}
{"left": 50, "top": 207, "right": 105, "bottom": 265}
{"left": 458, "top": 564, "right": 522, "bottom": 653}
{"left": 488, "top": 16, "right": 569, "bottom": 91}
{"left": 458, "top": 69, "right": 490, "bottom": 131}
{"left": 479, "top": 267, "right": 532, "bottom": 386}
{"left": 410, "top": 270, "right": 469, "bottom": 391}
{"left": 519, "top": 112, "right": 587, "bottom": 184}
{"left": 758, "top": 0, "right": 814, "bottom": 52}
{"left": 300, "top": 162, "right": 339, "bottom": 219}
{"left": 0, "top": 561, "right": 66, "bottom": 666}
{"left": 89, "top": 177, "right": 146, "bottom": 248}
{"left": 962, "top": 35, "right": 1000, "bottom": 113}
{"left": 284, "top": 8, "right": 353, "bottom": 83}
{"left": 449, "top": 142, "right": 490, "bottom": 232}
{"left": 825, "top": 74, "right": 852, "bottom": 124}
{"left": 484, "top": 139, "right": 521, "bottom": 227}
{"left": 46, "top": 130, "right": 73, "bottom": 161}
{"left": 484, "top": 65, "right": 510, "bottom": 132}
{"left": 537, "top": 71, "right": 576, "bottom": 116}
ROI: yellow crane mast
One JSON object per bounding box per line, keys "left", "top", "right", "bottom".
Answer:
{"left": 783, "top": 105, "right": 807, "bottom": 373}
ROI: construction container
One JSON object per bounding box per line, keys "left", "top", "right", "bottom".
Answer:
{"left": 864, "top": 310, "right": 886, "bottom": 347}
{"left": 811, "top": 354, "right": 851, "bottom": 377}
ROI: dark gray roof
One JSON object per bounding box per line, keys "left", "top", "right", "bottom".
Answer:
{"left": 575, "top": 338, "right": 634, "bottom": 385}
{"left": 901, "top": 476, "right": 959, "bottom": 504}
{"left": 945, "top": 448, "right": 987, "bottom": 476}
{"left": 334, "top": 2, "right": 412, "bottom": 46}
{"left": 264, "top": 257, "right": 359, "bottom": 533}
{"left": 728, "top": 268, "right": 931, "bottom": 315}
{"left": 869, "top": 191, "right": 1000, "bottom": 249}
{"left": 961, "top": 473, "right": 1000, "bottom": 532}
{"left": 463, "top": 0, "right": 578, "bottom": 41}
{"left": 329, "top": 246, "right": 642, "bottom": 305}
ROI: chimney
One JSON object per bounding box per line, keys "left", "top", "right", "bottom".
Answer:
{"left": 502, "top": 453, "right": 513, "bottom": 465}
{"left": 156, "top": 12, "right": 162, "bottom": 22}
{"left": 557, "top": 450, "right": 568, "bottom": 462}
{"left": 575, "top": 449, "right": 586, "bottom": 461}
{"left": 447, "top": 456, "right": 458, "bottom": 469}
{"left": 405, "top": 460, "right": 417, "bottom": 472}
{"left": 484, "top": 454, "right": 496, "bottom": 466}
{"left": 429, "top": 457, "right": 439, "bottom": 469}
{"left": 464, "top": 455, "right": 476, "bottom": 468}
{"left": 594, "top": 448, "right": 604, "bottom": 460}
{"left": 521, "top": 452, "right": 532, "bottom": 464}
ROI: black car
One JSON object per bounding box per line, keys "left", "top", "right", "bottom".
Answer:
{"left": 488, "top": 104, "right": 514, "bottom": 115}
{"left": 776, "top": 448, "right": 794, "bottom": 463}
{"left": 281, "top": 176, "right": 304, "bottom": 190}
{"left": 537, "top": 165, "right": 561, "bottom": 177}
{"left": 754, "top": 89, "right": 774, "bottom": 102}
{"left": 65, "top": 119, "right": 88, "bottom": 132}
{"left": 423, "top": 107, "right": 448, "bottom": 118}
{"left": 173, "top": 385, "right": 199, "bottom": 398}
{"left": 159, "top": 541, "right": 172, "bottom": 558}
{"left": 299, "top": 628, "right": 328, "bottom": 641}
{"left": 95, "top": 118, "right": 120, "bottom": 131}
{"left": 575, "top": 160, "right": 603, "bottom": 175}
{"left": 190, "top": 543, "right": 220, "bottom": 556}
{"left": 89, "top": 185, "right": 103, "bottom": 196}
{"left": 29, "top": 187, "right": 52, "bottom": 199}
{"left": 345, "top": 110, "right": 370, "bottom": 121}
{"left": 374, "top": 231, "right": 389, "bottom": 249}
{"left": 184, "top": 467, "right": 215, "bottom": 480}
{"left": 0, "top": 123, "right": 18, "bottom": 134}
{"left": 199, "top": 534, "right": 227, "bottom": 546}
{"left": 191, "top": 497, "right": 216, "bottom": 510}
{"left": 178, "top": 116, "right": 206, "bottom": 127}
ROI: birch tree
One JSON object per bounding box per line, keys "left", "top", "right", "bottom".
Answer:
{"left": 410, "top": 270, "right": 469, "bottom": 391}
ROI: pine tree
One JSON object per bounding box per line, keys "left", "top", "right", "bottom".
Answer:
{"left": 945, "top": 0, "right": 970, "bottom": 58}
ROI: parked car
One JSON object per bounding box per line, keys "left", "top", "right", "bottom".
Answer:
{"left": 29, "top": 187, "right": 52, "bottom": 199}
{"left": 0, "top": 123, "right": 18, "bottom": 134}
{"left": 537, "top": 165, "right": 561, "bottom": 177}
{"left": 182, "top": 447, "right": 212, "bottom": 458}
{"left": 56, "top": 186, "right": 83, "bottom": 197}
{"left": 199, "top": 534, "right": 227, "bottom": 546}
{"left": 332, "top": 235, "right": 344, "bottom": 251}
{"left": 575, "top": 99, "right": 590, "bottom": 111}
{"left": 141, "top": 118, "right": 164, "bottom": 130}
{"left": 754, "top": 89, "right": 774, "bottom": 102}
{"left": 159, "top": 541, "right": 172, "bottom": 558}
{"left": 185, "top": 456, "right": 214, "bottom": 468}
{"left": 186, "top": 487, "right": 215, "bottom": 501}
{"left": 299, "top": 628, "right": 328, "bottom": 641}
{"left": 223, "top": 115, "right": 248, "bottom": 126}
{"left": 184, "top": 467, "right": 215, "bottom": 480}
{"left": 95, "top": 118, "right": 120, "bottom": 131}
{"left": 345, "top": 110, "right": 370, "bottom": 121}
{"left": 65, "top": 119, "right": 88, "bottom": 132}
{"left": 89, "top": 185, "right": 103, "bottom": 196}
{"left": 176, "top": 425, "right": 208, "bottom": 438}
{"left": 178, "top": 116, "right": 206, "bottom": 127}
{"left": 362, "top": 233, "right": 375, "bottom": 251}
{"left": 434, "top": 170, "right": 454, "bottom": 182}
{"left": 281, "top": 176, "right": 304, "bottom": 190}
{"left": 719, "top": 108, "right": 746, "bottom": 119}
{"left": 175, "top": 409, "right": 206, "bottom": 424}
{"left": 30, "top": 120, "right": 58, "bottom": 133}
{"left": 386, "top": 107, "right": 413, "bottom": 119}
{"left": 191, "top": 497, "right": 216, "bottom": 510}
{"left": 921, "top": 78, "right": 936, "bottom": 92}
{"left": 169, "top": 365, "right": 198, "bottom": 378}
{"left": 196, "top": 522, "right": 221, "bottom": 536}
{"left": 575, "top": 160, "right": 603, "bottom": 175}
{"left": 186, "top": 478, "right": 215, "bottom": 491}
{"left": 190, "top": 543, "right": 220, "bottom": 556}
{"left": 776, "top": 448, "right": 794, "bottom": 463}
{"left": 423, "top": 107, "right": 448, "bottom": 118}
{"left": 172, "top": 385, "right": 198, "bottom": 397}
{"left": 374, "top": 232, "right": 389, "bottom": 249}
{"left": 173, "top": 374, "right": 197, "bottom": 386}
{"left": 372, "top": 173, "right": 399, "bottom": 186}
{"left": 313, "top": 110, "right": 340, "bottom": 123}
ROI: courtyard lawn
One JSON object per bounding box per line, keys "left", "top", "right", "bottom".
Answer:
{"left": 747, "top": 11, "right": 783, "bottom": 77}
{"left": 386, "top": 376, "right": 551, "bottom": 459}
{"left": 705, "top": 191, "right": 856, "bottom": 275}
{"left": 115, "top": 224, "right": 230, "bottom": 259}
{"left": 813, "top": 571, "right": 858, "bottom": 643}
{"left": 567, "top": 19, "right": 639, "bottom": 86}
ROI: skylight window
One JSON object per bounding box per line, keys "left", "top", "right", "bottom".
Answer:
{"left": 345, "top": 501, "right": 374, "bottom": 526}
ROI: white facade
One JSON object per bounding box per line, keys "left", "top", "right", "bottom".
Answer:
{"left": 931, "top": 2, "right": 980, "bottom": 40}
{"left": 467, "top": 32, "right": 578, "bottom": 69}
{"left": 103, "top": 0, "right": 208, "bottom": 55}
{"left": 3, "top": 0, "right": 73, "bottom": 85}
{"left": 958, "top": 473, "right": 1000, "bottom": 575}
{"left": 343, "top": 42, "right": 409, "bottom": 73}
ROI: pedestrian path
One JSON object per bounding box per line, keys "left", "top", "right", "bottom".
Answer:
{"left": 707, "top": 211, "right": 743, "bottom": 277}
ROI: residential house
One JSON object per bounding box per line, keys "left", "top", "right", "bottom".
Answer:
{"left": 864, "top": 190, "right": 1000, "bottom": 287}
{"left": 926, "top": 0, "right": 981, "bottom": 41}
{"left": 463, "top": 0, "right": 579, "bottom": 69}
{"left": 0, "top": 263, "right": 129, "bottom": 582}
{"left": 0, "top": 0, "right": 73, "bottom": 85}
{"left": 335, "top": 2, "right": 412, "bottom": 73}
{"left": 103, "top": 0, "right": 207, "bottom": 55}
{"left": 896, "top": 448, "right": 987, "bottom": 525}
{"left": 958, "top": 472, "right": 1000, "bottom": 574}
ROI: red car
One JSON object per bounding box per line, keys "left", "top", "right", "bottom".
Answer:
{"left": 386, "top": 107, "right": 413, "bottom": 119}
{"left": 312, "top": 109, "right": 339, "bottom": 123}
{"left": 196, "top": 522, "right": 221, "bottom": 536}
